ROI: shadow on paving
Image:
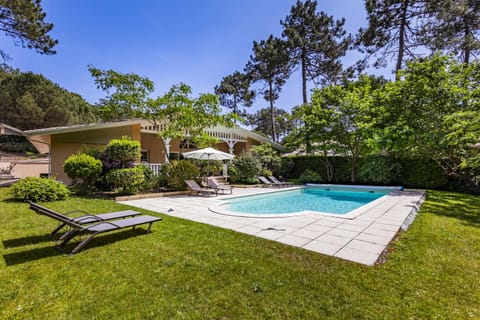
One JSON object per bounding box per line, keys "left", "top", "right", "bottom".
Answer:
{"left": 3, "top": 228, "right": 149, "bottom": 266}
{"left": 424, "top": 191, "right": 480, "bottom": 227}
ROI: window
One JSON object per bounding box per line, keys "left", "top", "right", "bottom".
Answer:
{"left": 141, "top": 150, "right": 149, "bottom": 163}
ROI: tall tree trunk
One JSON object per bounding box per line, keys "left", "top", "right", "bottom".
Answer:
{"left": 268, "top": 80, "right": 276, "bottom": 142}
{"left": 301, "top": 48, "right": 312, "bottom": 154}
{"left": 301, "top": 49, "right": 308, "bottom": 104}
{"left": 233, "top": 95, "right": 238, "bottom": 123}
{"left": 463, "top": 20, "right": 471, "bottom": 64}
{"left": 395, "top": 0, "right": 409, "bottom": 80}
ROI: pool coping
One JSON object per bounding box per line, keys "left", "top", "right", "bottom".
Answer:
{"left": 118, "top": 186, "right": 425, "bottom": 266}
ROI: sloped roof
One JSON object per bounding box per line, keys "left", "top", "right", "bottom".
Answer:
{"left": 0, "top": 123, "right": 24, "bottom": 136}
{"left": 24, "top": 120, "right": 142, "bottom": 136}
{"left": 23, "top": 120, "right": 285, "bottom": 151}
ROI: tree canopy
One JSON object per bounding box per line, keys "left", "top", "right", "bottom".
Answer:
{"left": 0, "top": 65, "right": 96, "bottom": 130}
{"left": 245, "top": 35, "right": 291, "bottom": 141}
{"left": 214, "top": 71, "right": 255, "bottom": 121}
{"left": 281, "top": 0, "right": 351, "bottom": 102}
{"left": 0, "top": 0, "right": 58, "bottom": 60}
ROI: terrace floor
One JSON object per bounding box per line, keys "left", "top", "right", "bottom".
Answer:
{"left": 119, "top": 187, "right": 425, "bottom": 266}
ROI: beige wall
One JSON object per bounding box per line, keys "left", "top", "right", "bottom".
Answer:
{"left": 50, "top": 125, "right": 141, "bottom": 183}
{"left": 140, "top": 133, "right": 165, "bottom": 163}
{"left": 11, "top": 160, "right": 49, "bottom": 178}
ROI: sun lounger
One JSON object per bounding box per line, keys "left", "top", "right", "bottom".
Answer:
{"left": 27, "top": 201, "right": 142, "bottom": 240}
{"left": 258, "top": 176, "right": 281, "bottom": 187}
{"left": 28, "top": 201, "right": 162, "bottom": 254}
{"left": 185, "top": 180, "right": 217, "bottom": 196}
{"left": 268, "top": 176, "right": 294, "bottom": 187}
{"left": 207, "top": 178, "right": 232, "bottom": 194}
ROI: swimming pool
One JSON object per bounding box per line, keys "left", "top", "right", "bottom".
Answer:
{"left": 209, "top": 185, "right": 402, "bottom": 218}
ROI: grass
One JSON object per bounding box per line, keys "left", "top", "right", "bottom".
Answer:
{"left": 0, "top": 188, "right": 479, "bottom": 319}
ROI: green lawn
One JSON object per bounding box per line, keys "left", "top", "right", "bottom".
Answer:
{"left": 0, "top": 188, "right": 479, "bottom": 319}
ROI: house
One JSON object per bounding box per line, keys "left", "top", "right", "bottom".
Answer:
{"left": 25, "top": 119, "right": 284, "bottom": 183}
{"left": 0, "top": 123, "right": 49, "bottom": 179}
{"left": 0, "top": 123, "right": 24, "bottom": 136}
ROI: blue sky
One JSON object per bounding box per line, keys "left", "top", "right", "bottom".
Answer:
{"left": 0, "top": 0, "right": 384, "bottom": 113}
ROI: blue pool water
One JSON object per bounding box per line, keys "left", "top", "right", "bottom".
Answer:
{"left": 225, "top": 187, "right": 388, "bottom": 215}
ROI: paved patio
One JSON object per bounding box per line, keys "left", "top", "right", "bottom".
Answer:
{"left": 119, "top": 187, "right": 425, "bottom": 266}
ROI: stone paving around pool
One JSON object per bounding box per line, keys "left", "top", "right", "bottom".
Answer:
{"left": 119, "top": 187, "right": 425, "bottom": 266}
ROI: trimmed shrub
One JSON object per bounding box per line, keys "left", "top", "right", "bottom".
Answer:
{"left": 104, "top": 137, "right": 141, "bottom": 169}
{"left": 398, "top": 157, "right": 448, "bottom": 189}
{"left": 278, "top": 157, "right": 295, "bottom": 178}
{"left": 64, "top": 153, "right": 102, "bottom": 187}
{"left": 230, "top": 154, "right": 261, "bottom": 184}
{"left": 106, "top": 166, "right": 145, "bottom": 195}
{"left": 298, "top": 169, "right": 323, "bottom": 184}
{"left": 10, "top": 177, "right": 70, "bottom": 202}
{"left": 358, "top": 155, "right": 402, "bottom": 185}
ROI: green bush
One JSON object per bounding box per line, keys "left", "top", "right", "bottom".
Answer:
{"left": 104, "top": 136, "right": 141, "bottom": 168}
{"left": 358, "top": 156, "right": 402, "bottom": 185}
{"left": 230, "top": 154, "right": 261, "bottom": 184}
{"left": 63, "top": 153, "right": 103, "bottom": 187}
{"left": 278, "top": 157, "right": 294, "bottom": 178}
{"left": 0, "top": 135, "right": 37, "bottom": 153}
{"left": 106, "top": 166, "right": 145, "bottom": 195}
{"left": 398, "top": 157, "right": 448, "bottom": 189}
{"left": 158, "top": 160, "right": 199, "bottom": 191}
{"left": 298, "top": 169, "right": 323, "bottom": 184}
{"left": 250, "top": 143, "right": 282, "bottom": 174}
{"left": 289, "top": 155, "right": 455, "bottom": 190}
{"left": 10, "top": 177, "right": 70, "bottom": 202}
{"left": 135, "top": 164, "right": 158, "bottom": 192}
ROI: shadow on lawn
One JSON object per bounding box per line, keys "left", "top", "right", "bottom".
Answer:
{"left": 424, "top": 191, "right": 480, "bottom": 227}
{"left": 3, "top": 234, "right": 52, "bottom": 248}
{"left": 3, "top": 229, "right": 148, "bottom": 266}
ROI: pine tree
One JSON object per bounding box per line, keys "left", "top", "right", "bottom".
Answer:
{"left": 0, "top": 0, "right": 58, "bottom": 60}
{"left": 281, "top": 0, "right": 351, "bottom": 104}
{"left": 423, "top": 0, "right": 480, "bottom": 64}
{"left": 214, "top": 71, "right": 255, "bottom": 121}
{"left": 357, "top": 0, "right": 427, "bottom": 78}
{"left": 245, "top": 35, "right": 291, "bottom": 142}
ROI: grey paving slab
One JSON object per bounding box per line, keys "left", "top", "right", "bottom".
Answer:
{"left": 335, "top": 247, "right": 379, "bottom": 266}
{"left": 277, "top": 234, "right": 312, "bottom": 247}
{"left": 303, "top": 241, "right": 343, "bottom": 255}
{"left": 119, "top": 186, "right": 425, "bottom": 266}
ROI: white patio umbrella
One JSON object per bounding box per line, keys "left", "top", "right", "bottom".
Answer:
{"left": 182, "top": 147, "right": 234, "bottom": 178}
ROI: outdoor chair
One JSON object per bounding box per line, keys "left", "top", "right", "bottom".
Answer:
{"left": 268, "top": 176, "right": 294, "bottom": 187}
{"left": 258, "top": 176, "right": 281, "bottom": 188}
{"left": 28, "top": 201, "right": 142, "bottom": 240}
{"left": 185, "top": 180, "right": 218, "bottom": 196}
{"left": 207, "top": 178, "right": 233, "bottom": 194}
{"left": 27, "top": 201, "right": 162, "bottom": 254}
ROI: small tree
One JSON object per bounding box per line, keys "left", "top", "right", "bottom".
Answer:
{"left": 103, "top": 136, "right": 141, "bottom": 170}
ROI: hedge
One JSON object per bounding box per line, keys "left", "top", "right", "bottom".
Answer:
{"left": 286, "top": 155, "right": 459, "bottom": 191}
